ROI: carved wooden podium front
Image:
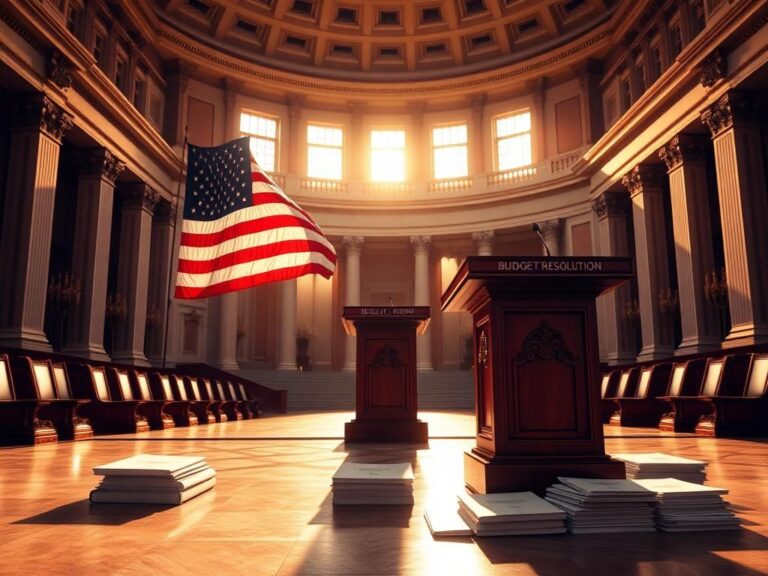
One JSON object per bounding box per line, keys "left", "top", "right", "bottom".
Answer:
{"left": 342, "top": 306, "right": 430, "bottom": 443}
{"left": 441, "top": 256, "right": 633, "bottom": 494}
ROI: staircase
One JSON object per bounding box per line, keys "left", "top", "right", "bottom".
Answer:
{"left": 235, "top": 369, "right": 474, "bottom": 412}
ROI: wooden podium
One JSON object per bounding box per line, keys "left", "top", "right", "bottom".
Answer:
{"left": 342, "top": 306, "right": 430, "bottom": 443}
{"left": 441, "top": 256, "right": 633, "bottom": 494}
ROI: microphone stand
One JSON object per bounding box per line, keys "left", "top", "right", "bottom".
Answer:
{"left": 532, "top": 223, "right": 551, "bottom": 257}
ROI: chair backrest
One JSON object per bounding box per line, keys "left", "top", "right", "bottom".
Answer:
{"left": 228, "top": 382, "right": 240, "bottom": 401}
{"left": 158, "top": 375, "right": 174, "bottom": 400}
{"left": 637, "top": 367, "right": 652, "bottom": 398}
{"left": 31, "top": 359, "right": 57, "bottom": 400}
{"left": 668, "top": 363, "right": 687, "bottom": 396}
{"left": 92, "top": 366, "right": 111, "bottom": 401}
{"left": 172, "top": 375, "right": 189, "bottom": 401}
{"left": 0, "top": 354, "right": 14, "bottom": 400}
{"left": 745, "top": 354, "right": 768, "bottom": 398}
{"left": 115, "top": 369, "right": 134, "bottom": 400}
{"left": 216, "top": 380, "right": 229, "bottom": 401}
{"left": 616, "top": 370, "right": 632, "bottom": 397}
{"left": 203, "top": 378, "right": 215, "bottom": 401}
{"left": 701, "top": 358, "right": 724, "bottom": 396}
{"left": 52, "top": 362, "right": 71, "bottom": 399}
{"left": 135, "top": 372, "right": 152, "bottom": 401}
{"left": 718, "top": 353, "right": 751, "bottom": 396}
{"left": 238, "top": 383, "right": 249, "bottom": 400}
{"left": 186, "top": 377, "right": 202, "bottom": 401}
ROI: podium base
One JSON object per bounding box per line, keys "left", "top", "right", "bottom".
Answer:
{"left": 344, "top": 419, "right": 428, "bottom": 443}
{"left": 464, "top": 450, "right": 626, "bottom": 495}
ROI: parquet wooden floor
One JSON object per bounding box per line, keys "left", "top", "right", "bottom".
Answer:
{"left": 0, "top": 410, "right": 766, "bottom": 575}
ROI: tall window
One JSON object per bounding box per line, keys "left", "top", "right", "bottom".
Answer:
{"left": 371, "top": 129, "right": 405, "bottom": 182}
{"left": 307, "top": 124, "right": 343, "bottom": 180}
{"left": 432, "top": 124, "right": 468, "bottom": 179}
{"left": 495, "top": 110, "right": 532, "bottom": 171}
{"left": 240, "top": 112, "right": 278, "bottom": 173}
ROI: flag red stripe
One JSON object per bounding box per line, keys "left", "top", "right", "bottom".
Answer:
{"left": 175, "top": 262, "right": 333, "bottom": 299}
{"left": 251, "top": 171, "right": 272, "bottom": 185}
{"left": 181, "top": 214, "right": 322, "bottom": 248}
{"left": 250, "top": 189, "right": 316, "bottom": 224}
{"left": 178, "top": 239, "right": 337, "bottom": 274}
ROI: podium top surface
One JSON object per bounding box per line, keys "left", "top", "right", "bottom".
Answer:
{"left": 441, "top": 256, "right": 634, "bottom": 312}
{"left": 342, "top": 306, "right": 431, "bottom": 336}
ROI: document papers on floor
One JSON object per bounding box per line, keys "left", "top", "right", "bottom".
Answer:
{"left": 90, "top": 454, "right": 215, "bottom": 505}
{"left": 332, "top": 462, "right": 414, "bottom": 505}
{"left": 612, "top": 453, "right": 707, "bottom": 484}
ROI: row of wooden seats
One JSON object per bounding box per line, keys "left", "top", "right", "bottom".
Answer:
{"left": 600, "top": 352, "right": 768, "bottom": 436}
{"left": 0, "top": 353, "right": 262, "bottom": 446}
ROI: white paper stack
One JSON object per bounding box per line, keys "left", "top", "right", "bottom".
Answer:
{"left": 612, "top": 453, "right": 707, "bottom": 483}
{"left": 90, "top": 454, "right": 216, "bottom": 505}
{"left": 633, "top": 478, "right": 741, "bottom": 532}
{"left": 456, "top": 491, "right": 566, "bottom": 536}
{"left": 424, "top": 503, "right": 473, "bottom": 537}
{"left": 332, "top": 462, "right": 414, "bottom": 505}
{"left": 545, "top": 477, "right": 657, "bottom": 534}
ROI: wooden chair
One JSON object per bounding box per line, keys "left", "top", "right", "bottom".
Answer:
{"left": 0, "top": 353, "right": 56, "bottom": 445}
{"left": 235, "top": 382, "right": 263, "bottom": 417}
{"left": 107, "top": 367, "right": 174, "bottom": 430}
{"left": 183, "top": 376, "right": 216, "bottom": 425}
{"left": 214, "top": 379, "right": 244, "bottom": 421}
{"left": 609, "top": 362, "right": 672, "bottom": 427}
{"left": 132, "top": 370, "right": 177, "bottom": 429}
{"left": 602, "top": 367, "right": 639, "bottom": 423}
{"left": 599, "top": 370, "right": 620, "bottom": 423}
{"left": 13, "top": 357, "right": 92, "bottom": 441}
{"left": 198, "top": 377, "right": 229, "bottom": 423}
{"left": 659, "top": 354, "right": 750, "bottom": 433}
{"left": 67, "top": 362, "right": 149, "bottom": 435}
{"left": 148, "top": 373, "right": 198, "bottom": 427}
{"left": 695, "top": 353, "right": 768, "bottom": 437}
{"left": 227, "top": 380, "right": 254, "bottom": 419}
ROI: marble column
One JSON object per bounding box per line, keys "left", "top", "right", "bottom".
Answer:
{"left": 540, "top": 219, "right": 563, "bottom": 257}
{"left": 286, "top": 95, "right": 303, "bottom": 175}
{"left": 0, "top": 94, "right": 73, "bottom": 351}
{"left": 529, "top": 78, "right": 546, "bottom": 163}
{"left": 146, "top": 199, "right": 176, "bottom": 365}
{"left": 342, "top": 236, "right": 363, "bottom": 371}
{"left": 658, "top": 134, "right": 721, "bottom": 354}
{"left": 408, "top": 102, "right": 426, "bottom": 181}
{"left": 276, "top": 280, "right": 297, "bottom": 370}
{"left": 472, "top": 230, "right": 494, "bottom": 256}
{"left": 469, "top": 95, "right": 486, "bottom": 174}
{"left": 622, "top": 165, "right": 675, "bottom": 361}
{"left": 592, "top": 191, "right": 636, "bottom": 365}
{"left": 411, "top": 236, "right": 433, "bottom": 370}
{"left": 348, "top": 102, "right": 365, "bottom": 181}
{"left": 112, "top": 183, "right": 158, "bottom": 366}
{"left": 701, "top": 92, "right": 768, "bottom": 346}
{"left": 64, "top": 148, "right": 125, "bottom": 360}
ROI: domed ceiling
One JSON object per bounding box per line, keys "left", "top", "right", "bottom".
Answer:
{"left": 152, "top": 0, "right": 617, "bottom": 81}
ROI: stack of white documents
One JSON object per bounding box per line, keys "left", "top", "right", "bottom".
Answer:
{"left": 612, "top": 453, "right": 707, "bottom": 483}
{"left": 332, "top": 462, "right": 414, "bottom": 505}
{"left": 456, "top": 491, "right": 566, "bottom": 536}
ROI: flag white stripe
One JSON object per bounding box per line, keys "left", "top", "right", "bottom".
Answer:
{"left": 176, "top": 250, "right": 335, "bottom": 288}
{"left": 181, "top": 201, "right": 319, "bottom": 236}
{"left": 178, "top": 226, "right": 333, "bottom": 262}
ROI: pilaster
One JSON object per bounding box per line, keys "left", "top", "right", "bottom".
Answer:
{"left": 343, "top": 236, "right": 364, "bottom": 371}
{"left": 411, "top": 235, "right": 433, "bottom": 370}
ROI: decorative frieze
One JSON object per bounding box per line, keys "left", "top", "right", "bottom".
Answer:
{"left": 621, "top": 165, "right": 666, "bottom": 196}
{"left": 658, "top": 135, "right": 708, "bottom": 172}
{"left": 699, "top": 50, "right": 726, "bottom": 88}
{"left": 12, "top": 94, "right": 73, "bottom": 142}
{"left": 78, "top": 148, "right": 125, "bottom": 184}
{"left": 591, "top": 191, "right": 630, "bottom": 220}
{"left": 700, "top": 92, "right": 754, "bottom": 138}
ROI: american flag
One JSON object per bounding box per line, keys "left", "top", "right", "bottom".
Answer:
{"left": 175, "top": 137, "right": 336, "bottom": 299}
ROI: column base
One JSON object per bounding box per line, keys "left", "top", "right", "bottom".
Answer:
{"left": 416, "top": 363, "right": 434, "bottom": 371}
{"left": 344, "top": 419, "right": 428, "bottom": 443}
{"left": 637, "top": 345, "right": 675, "bottom": 363}
{"left": 674, "top": 338, "right": 722, "bottom": 357}
{"left": 61, "top": 344, "right": 111, "bottom": 362}
{"left": 602, "top": 352, "right": 638, "bottom": 366}
{"left": 276, "top": 362, "right": 297, "bottom": 371}
{"left": 0, "top": 328, "right": 52, "bottom": 352}
{"left": 342, "top": 362, "right": 356, "bottom": 372}
{"left": 110, "top": 351, "right": 150, "bottom": 367}
{"left": 464, "top": 449, "right": 626, "bottom": 496}
{"left": 211, "top": 360, "right": 239, "bottom": 371}
{"left": 723, "top": 323, "right": 768, "bottom": 349}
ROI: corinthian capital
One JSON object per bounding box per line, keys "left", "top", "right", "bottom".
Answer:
{"left": 700, "top": 92, "right": 754, "bottom": 138}
{"left": 658, "top": 134, "right": 707, "bottom": 172}
{"left": 342, "top": 236, "right": 364, "bottom": 255}
{"left": 78, "top": 148, "right": 125, "bottom": 183}
{"left": 12, "top": 94, "right": 74, "bottom": 142}
{"left": 621, "top": 165, "right": 666, "bottom": 196}
{"left": 591, "top": 191, "right": 630, "bottom": 220}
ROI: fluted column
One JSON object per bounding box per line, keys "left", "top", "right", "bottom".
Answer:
{"left": 701, "top": 92, "right": 768, "bottom": 345}
{"left": 343, "top": 236, "right": 364, "bottom": 371}
{"left": 112, "top": 184, "right": 158, "bottom": 366}
{"left": 411, "top": 236, "right": 433, "bottom": 370}
{"left": 592, "top": 192, "right": 636, "bottom": 365}
{"left": 146, "top": 200, "right": 176, "bottom": 364}
{"left": 0, "top": 94, "right": 73, "bottom": 351}
{"left": 539, "top": 219, "right": 563, "bottom": 257}
{"left": 658, "top": 134, "right": 720, "bottom": 354}
{"left": 276, "top": 280, "right": 297, "bottom": 370}
{"left": 623, "top": 165, "right": 675, "bottom": 361}
{"left": 64, "top": 148, "right": 125, "bottom": 360}
{"left": 472, "top": 230, "right": 494, "bottom": 256}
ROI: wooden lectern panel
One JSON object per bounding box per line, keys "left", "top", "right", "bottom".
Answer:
{"left": 363, "top": 338, "right": 410, "bottom": 414}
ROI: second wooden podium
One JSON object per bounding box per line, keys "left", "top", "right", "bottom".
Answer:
{"left": 342, "top": 306, "right": 430, "bottom": 443}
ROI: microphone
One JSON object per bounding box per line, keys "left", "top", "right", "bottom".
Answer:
{"left": 532, "top": 223, "right": 551, "bottom": 257}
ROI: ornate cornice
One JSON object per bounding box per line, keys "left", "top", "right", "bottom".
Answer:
{"left": 621, "top": 165, "right": 666, "bottom": 196}
{"left": 699, "top": 50, "right": 726, "bottom": 89}
{"left": 78, "top": 148, "right": 125, "bottom": 183}
{"left": 11, "top": 94, "right": 73, "bottom": 142}
{"left": 342, "top": 235, "right": 364, "bottom": 255}
{"left": 120, "top": 183, "right": 160, "bottom": 213}
{"left": 47, "top": 50, "right": 73, "bottom": 91}
{"left": 658, "top": 134, "right": 708, "bottom": 172}
{"left": 700, "top": 92, "right": 754, "bottom": 138}
{"left": 591, "top": 191, "right": 630, "bottom": 220}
